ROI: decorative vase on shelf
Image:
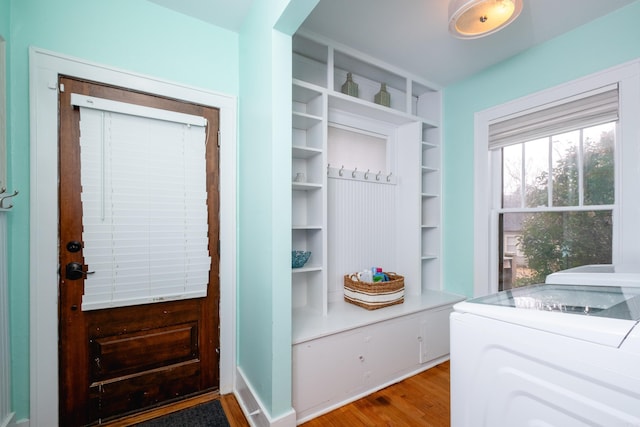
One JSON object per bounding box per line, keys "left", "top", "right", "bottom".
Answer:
{"left": 341, "top": 72, "right": 358, "bottom": 98}
{"left": 374, "top": 83, "right": 391, "bottom": 107}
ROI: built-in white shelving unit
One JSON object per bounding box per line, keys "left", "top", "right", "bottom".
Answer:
{"left": 421, "top": 124, "right": 442, "bottom": 287}
{"left": 291, "top": 32, "right": 463, "bottom": 423}
{"left": 292, "top": 81, "right": 327, "bottom": 315}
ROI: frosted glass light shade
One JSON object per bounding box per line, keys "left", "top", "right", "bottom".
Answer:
{"left": 449, "top": 0, "right": 523, "bottom": 39}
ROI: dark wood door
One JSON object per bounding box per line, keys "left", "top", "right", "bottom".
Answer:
{"left": 58, "top": 76, "right": 220, "bottom": 426}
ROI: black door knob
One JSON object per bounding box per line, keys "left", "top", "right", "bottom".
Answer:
{"left": 65, "top": 262, "right": 94, "bottom": 280}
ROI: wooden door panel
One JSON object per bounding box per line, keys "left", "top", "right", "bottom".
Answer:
{"left": 58, "top": 76, "right": 220, "bottom": 426}
{"left": 87, "top": 298, "right": 204, "bottom": 334}
{"left": 89, "top": 360, "right": 201, "bottom": 419}
{"left": 90, "top": 321, "right": 198, "bottom": 380}
{"left": 88, "top": 299, "right": 203, "bottom": 381}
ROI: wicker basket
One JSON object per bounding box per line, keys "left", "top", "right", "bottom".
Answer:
{"left": 344, "top": 272, "right": 404, "bottom": 310}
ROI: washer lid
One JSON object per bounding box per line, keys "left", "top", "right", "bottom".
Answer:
{"left": 455, "top": 284, "right": 640, "bottom": 346}
{"left": 545, "top": 264, "right": 640, "bottom": 287}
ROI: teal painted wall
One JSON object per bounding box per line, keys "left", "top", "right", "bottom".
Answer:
{"left": 442, "top": 1, "right": 640, "bottom": 297}
{"left": 6, "top": 0, "right": 239, "bottom": 420}
{"left": 237, "top": 0, "right": 318, "bottom": 418}
{"left": 11, "top": 0, "right": 637, "bottom": 422}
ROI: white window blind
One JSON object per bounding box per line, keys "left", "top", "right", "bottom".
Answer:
{"left": 489, "top": 84, "right": 619, "bottom": 149}
{"left": 73, "top": 94, "right": 211, "bottom": 311}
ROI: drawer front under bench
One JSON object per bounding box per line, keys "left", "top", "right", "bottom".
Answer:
{"left": 293, "top": 305, "right": 454, "bottom": 423}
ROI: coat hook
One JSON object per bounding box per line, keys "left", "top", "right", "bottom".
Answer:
{"left": 352, "top": 167, "right": 357, "bottom": 178}
{"left": 376, "top": 171, "right": 381, "bottom": 181}
{"left": 387, "top": 172, "right": 393, "bottom": 182}
{"left": 364, "top": 169, "right": 370, "bottom": 180}
{"left": 339, "top": 165, "right": 344, "bottom": 177}
{"left": 0, "top": 190, "right": 19, "bottom": 210}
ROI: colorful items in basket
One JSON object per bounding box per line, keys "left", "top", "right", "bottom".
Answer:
{"left": 292, "top": 250, "right": 311, "bottom": 268}
{"left": 353, "top": 267, "right": 389, "bottom": 283}
{"left": 344, "top": 271, "right": 405, "bottom": 310}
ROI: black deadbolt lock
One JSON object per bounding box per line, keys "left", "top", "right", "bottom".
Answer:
{"left": 66, "top": 241, "right": 82, "bottom": 253}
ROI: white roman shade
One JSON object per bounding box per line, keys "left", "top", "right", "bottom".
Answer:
{"left": 489, "top": 84, "right": 619, "bottom": 149}
{"left": 72, "top": 94, "right": 211, "bottom": 311}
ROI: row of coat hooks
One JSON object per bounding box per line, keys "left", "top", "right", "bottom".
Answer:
{"left": 0, "top": 187, "right": 19, "bottom": 211}
{"left": 327, "top": 164, "right": 395, "bottom": 185}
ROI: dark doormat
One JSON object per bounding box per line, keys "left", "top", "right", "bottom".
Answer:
{"left": 135, "top": 399, "right": 231, "bottom": 427}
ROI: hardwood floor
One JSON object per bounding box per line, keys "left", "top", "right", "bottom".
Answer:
{"left": 300, "top": 361, "right": 451, "bottom": 427}
{"left": 221, "top": 361, "right": 450, "bottom": 426}
{"left": 105, "top": 361, "right": 449, "bottom": 426}
{"left": 221, "top": 393, "right": 251, "bottom": 427}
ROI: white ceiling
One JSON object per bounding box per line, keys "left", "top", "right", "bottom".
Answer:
{"left": 148, "top": 0, "right": 637, "bottom": 87}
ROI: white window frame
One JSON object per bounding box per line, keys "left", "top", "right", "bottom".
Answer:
{"left": 474, "top": 60, "right": 640, "bottom": 297}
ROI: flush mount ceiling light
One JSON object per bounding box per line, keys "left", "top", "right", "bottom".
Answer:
{"left": 449, "top": 0, "right": 523, "bottom": 39}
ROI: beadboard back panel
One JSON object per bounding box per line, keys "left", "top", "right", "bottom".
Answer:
{"left": 327, "top": 176, "right": 397, "bottom": 301}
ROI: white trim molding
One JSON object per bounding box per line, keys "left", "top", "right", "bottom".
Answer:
{"left": 0, "top": 215, "right": 12, "bottom": 427}
{"left": 235, "top": 367, "right": 297, "bottom": 427}
{"left": 474, "top": 59, "right": 640, "bottom": 297}
{"left": 29, "top": 47, "right": 237, "bottom": 425}
{"left": 6, "top": 418, "right": 24, "bottom": 427}
{"left": 0, "top": 37, "right": 6, "bottom": 191}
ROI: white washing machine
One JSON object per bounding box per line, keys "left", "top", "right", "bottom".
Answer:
{"left": 450, "top": 265, "right": 640, "bottom": 427}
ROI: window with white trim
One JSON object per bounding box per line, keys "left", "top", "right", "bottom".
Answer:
{"left": 474, "top": 61, "right": 640, "bottom": 296}
{"left": 491, "top": 86, "right": 617, "bottom": 290}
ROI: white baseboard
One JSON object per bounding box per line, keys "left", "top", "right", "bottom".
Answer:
{"left": 6, "top": 416, "right": 28, "bottom": 427}
{"left": 268, "top": 408, "right": 296, "bottom": 427}
{"left": 0, "top": 413, "right": 13, "bottom": 427}
{"left": 235, "top": 367, "right": 297, "bottom": 427}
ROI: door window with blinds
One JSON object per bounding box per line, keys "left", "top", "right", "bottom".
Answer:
{"left": 72, "top": 94, "right": 211, "bottom": 310}
{"left": 489, "top": 85, "right": 617, "bottom": 290}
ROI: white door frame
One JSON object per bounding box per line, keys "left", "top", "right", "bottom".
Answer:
{"left": 29, "top": 47, "right": 237, "bottom": 426}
